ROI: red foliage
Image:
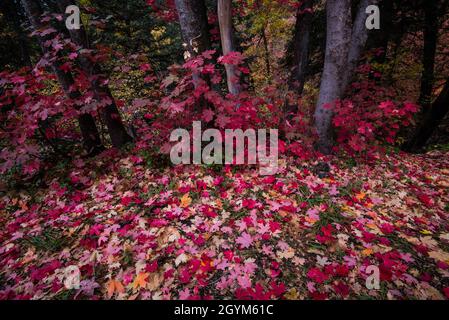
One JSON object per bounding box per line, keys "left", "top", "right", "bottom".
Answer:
{"left": 332, "top": 78, "right": 419, "bottom": 155}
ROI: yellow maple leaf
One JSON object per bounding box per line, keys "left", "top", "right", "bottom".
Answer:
{"left": 285, "top": 288, "right": 299, "bottom": 300}
{"left": 132, "top": 272, "right": 149, "bottom": 290}
{"left": 106, "top": 279, "right": 125, "bottom": 299}
{"left": 180, "top": 193, "right": 192, "bottom": 208}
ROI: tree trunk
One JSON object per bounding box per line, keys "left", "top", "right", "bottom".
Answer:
{"left": 174, "top": 0, "right": 211, "bottom": 58}
{"left": 261, "top": 28, "right": 271, "bottom": 81}
{"left": 217, "top": 0, "right": 240, "bottom": 95}
{"left": 56, "top": 0, "right": 132, "bottom": 148}
{"left": 342, "top": 0, "right": 378, "bottom": 90}
{"left": 284, "top": 0, "right": 314, "bottom": 120}
{"left": 418, "top": 0, "right": 438, "bottom": 110}
{"left": 1, "top": 0, "right": 32, "bottom": 67}
{"left": 369, "top": 0, "right": 393, "bottom": 64}
{"left": 174, "top": 0, "right": 211, "bottom": 113}
{"left": 290, "top": 0, "right": 313, "bottom": 95}
{"left": 20, "top": 0, "right": 103, "bottom": 154}
{"left": 314, "top": 0, "right": 352, "bottom": 154}
{"left": 404, "top": 79, "right": 449, "bottom": 152}
{"left": 314, "top": 0, "right": 378, "bottom": 154}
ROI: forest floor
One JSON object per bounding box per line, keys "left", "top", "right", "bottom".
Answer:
{"left": 1, "top": 149, "right": 449, "bottom": 300}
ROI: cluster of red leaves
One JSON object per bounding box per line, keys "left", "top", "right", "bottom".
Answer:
{"left": 333, "top": 76, "right": 419, "bottom": 155}
{"left": 0, "top": 67, "right": 69, "bottom": 175}
{"left": 145, "top": 0, "right": 177, "bottom": 22}
{"left": 134, "top": 50, "right": 287, "bottom": 161}
{"left": 0, "top": 15, "right": 124, "bottom": 177}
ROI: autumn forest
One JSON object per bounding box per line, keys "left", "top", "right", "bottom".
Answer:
{"left": 0, "top": 0, "right": 449, "bottom": 302}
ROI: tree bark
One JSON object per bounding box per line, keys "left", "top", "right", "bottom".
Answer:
{"left": 314, "top": 0, "right": 378, "bottom": 154}
{"left": 174, "top": 0, "right": 211, "bottom": 58}
{"left": 342, "top": 0, "right": 378, "bottom": 90}
{"left": 284, "top": 0, "right": 314, "bottom": 120}
{"left": 56, "top": 0, "right": 132, "bottom": 148}
{"left": 404, "top": 78, "right": 449, "bottom": 152}
{"left": 174, "top": 0, "right": 211, "bottom": 113}
{"left": 290, "top": 0, "right": 313, "bottom": 95}
{"left": 20, "top": 0, "right": 103, "bottom": 154}
{"left": 418, "top": 0, "right": 438, "bottom": 111}
{"left": 217, "top": 0, "right": 240, "bottom": 95}
{"left": 314, "top": 0, "right": 352, "bottom": 154}
{"left": 261, "top": 28, "right": 271, "bottom": 81}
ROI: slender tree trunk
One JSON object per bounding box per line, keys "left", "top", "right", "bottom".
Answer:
{"left": 56, "top": 0, "right": 132, "bottom": 148}
{"left": 342, "top": 0, "right": 378, "bottom": 90}
{"left": 404, "top": 79, "right": 449, "bottom": 152}
{"left": 253, "top": 0, "right": 270, "bottom": 82}
{"left": 217, "top": 0, "right": 240, "bottom": 95}
{"left": 20, "top": 0, "right": 103, "bottom": 154}
{"left": 418, "top": 0, "right": 438, "bottom": 111}
{"left": 314, "top": 0, "right": 352, "bottom": 154}
{"left": 290, "top": 0, "right": 313, "bottom": 95}
{"left": 284, "top": 0, "right": 314, "bottom": 120}
{"left": 261, "top": 28, "right": 271, "bottom": 81}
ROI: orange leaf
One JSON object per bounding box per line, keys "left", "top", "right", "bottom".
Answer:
{"left": 180, "top": 193, "right": 192, "bottom": 208}
{"left": 132, "top": 272, "right": 149, "bottom": 290}
{"left": 215, "top": 199, "right": 223, "bottom": 210}
{"left": 362, "top": 248, "right": 373, "bottom": 256}
{"left": 356, "top": 192, "right": 366, "bottom": 201}
{"left": 106, "top": 279, "right": 125, "bottom": 299}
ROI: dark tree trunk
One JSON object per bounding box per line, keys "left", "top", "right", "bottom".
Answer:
{"left": 56, "top": 0, "right": 133, "bottom": 148}
{"left": 253, "top": 0, "right": 271, "bottom": 82}
{"left": 404, "top": 79, "right": 449, "bottom": 152}
{"left": 418, "top": 0, "right": 438, "bottom": 110}
{"left": 174, "top": 0, "right": 211, "bottom": 113}
{"left": 1, "top": 0, "right": 32, "bottom": 67}
{"left": 314, "top": 0, "right": 352, "bottom": 154}
{"left": 284, "top": 0, "right": 314, "bottom": 120}
{"left": 261, "top": 28, "right": 271, "bottom": 81}
{"left": 217, "top": 0, "right": 240, "bottom": 95}
{"left": 174, "top": 0, "right": 211, "bottom": 58}
{"left": 290, "top": 0, "right": 313, "bottom": 95}
{"left": 20, "top": 0, "right": 103, "bottom": 155}
{"left": 369, "top": 0, "right": 394, "bottom": 64}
